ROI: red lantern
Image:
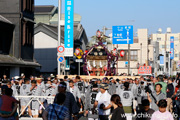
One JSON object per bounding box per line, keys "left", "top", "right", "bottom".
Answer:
{"left": 84, "top": 50, "right": 88, "bottom": 54}
{"left": 104, "top": 66, "right": 107, "bottom": 71}
{"left": 113, "top": 48, "right": 117, "bottom": 56}
{"left": 96, "top": 30, "right": 101, "bottom": 38}
{"left": 120, "top": 50, "right": 125, "bottom": 57}
{"left": 75, "top": 48, "right": 80, "bottom": 56}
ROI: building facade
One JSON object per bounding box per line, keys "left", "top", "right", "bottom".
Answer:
{"left": 151, "top": 28, "right": 180, "bottom": 75}
{"left": 0, "top": 0, "right": 40, "bottom": 78}
{"left": 34, "top": 23, "right": 88, "bottom": 75}
{"left": 34, "top": 5, "right": 81, "bottom": 25}
{"left": 108, "top": 29, "right": 160, "bottom": 76}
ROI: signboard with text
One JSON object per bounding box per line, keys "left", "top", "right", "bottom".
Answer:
{"left": 138, "top": 66, "right": 152, "bottom": 75}
{"left": 64, "top": 0, "right": 74, "bottom": 56}
{"left": 112, "top": 25, "right": 133, "bottom": 44}
{"left": 170, "top": 36, "right": 174, "bottom": 59}
{"left": 160, "top": 56, "right": 164, "bottom": 65}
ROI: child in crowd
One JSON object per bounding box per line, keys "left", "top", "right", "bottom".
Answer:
{"left": 151, "top": 99, "right": 173, "bottom": 120}
{"left": 0, "top": 88, "right": 19, "bottom": 120}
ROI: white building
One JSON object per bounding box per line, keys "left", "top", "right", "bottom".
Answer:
{"left": 108, "top": 29, "right": 159, "bottom": 76}
{"left": 34, "top": 23, "right": 88, "bottom": 75}
{"left": 151, "top": 28, "right": 180, "bottom": 75}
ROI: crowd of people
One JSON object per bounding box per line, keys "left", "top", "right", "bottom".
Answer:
{"left": 0, "top": 73, "right": 180, "bottom": 120}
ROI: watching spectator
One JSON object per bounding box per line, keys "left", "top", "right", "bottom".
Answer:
{"left": 42, "top": 93, "right": 69, "bottom": 120}
{"left": 151, "top": 99, "right": 173, "bottom": 120}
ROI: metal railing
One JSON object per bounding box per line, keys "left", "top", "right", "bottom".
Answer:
{"left": 15, "top": 96, "right": 55, "bottom": 117}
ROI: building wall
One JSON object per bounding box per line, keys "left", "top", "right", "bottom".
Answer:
{"left": 35, "top": 14, "right": 52, "bottom": 24}
{"left": 0, "top": 0, "right": 35, "bottom": 60}
{"left": 152, "top": 33, "right": 180, "bottom": 61}
{"left": 34, "top": 32, "right": 58, "bottom": 73}
{"left": 108, "top": 29, "right": 155, "bottom": 75}
{"left": 151, "top": 32, "right": 180, "bottom": 73}
{"left": 0, "top": 0, "right": 20, "bottom": 58}
{"left": 138, "top": 29, "right": 148, "bottom": 65}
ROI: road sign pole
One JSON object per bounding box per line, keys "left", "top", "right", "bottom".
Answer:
{"left": 79, "top": 62, "right": 80, "bottom": 75}
{"left": 169, "top": 53, "right": 171, "bottom": 76}
{"left": 58, "top": 0, "right": 62, "bottom": 75}
{"left": 128, "top": 44, "right": 130, "bottom": 75}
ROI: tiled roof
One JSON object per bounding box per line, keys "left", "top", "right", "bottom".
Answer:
{"left": 0, "top": 54, "right": 41, "bottom": 67}
{"left": 35, "top": 23, "right": 86, "bottom": 42}
{"left": 35, "top": 5, "right": 55, "bottom": 13}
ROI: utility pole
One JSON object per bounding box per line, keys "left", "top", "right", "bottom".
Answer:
{"left": 164, "top": 33, "right": 167, "bottom": 74}
{"left": 128, "top": 44, "right": 130, "bottom": 75}
{"left": 140, "top": 43, "right": 142, "bottom": 65}
{"left": 58, "top": 0, "right": 62, "bottom": 75}
{"left": 169, "top": 52, "right": 171, "bottom": 76}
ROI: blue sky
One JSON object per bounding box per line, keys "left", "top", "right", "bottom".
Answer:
{"left": 35, "top": 0, "right": 180, "bottom": 38}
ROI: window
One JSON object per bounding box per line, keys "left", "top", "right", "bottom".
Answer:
{"left": 157, "top": 37, "right": 161, "bottom": 41}
{"left": 118, "top": 50, "right": 138, "bottom": 61}
{"left": 166, "top": 45, "right": 169, "bottom": 49}
{"left": 175, "top": 54, "right": 179, "bottom": 58}
{"left": 22, "top": 21, "right": 33, "bottom": 46}
{"left": 174, "top": 37, "right": 179, "bottom": 41}
{"left": 130, "top": 50, "right": 138, "bottom": 61}
{"left": 23, "top": 0, "right": 34, "bottom": 12}
{"left": 161, "top": 45, "right": 165, "bottom": 48}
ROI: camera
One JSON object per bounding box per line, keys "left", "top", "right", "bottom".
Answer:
{"left": 145, "top": 85, "right": 152, "bottom": 94}
{"left": 99, "top": 103, "right": 105, "bottom": 110}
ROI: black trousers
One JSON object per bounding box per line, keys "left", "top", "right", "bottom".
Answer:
{"left": 99, "top": 115, "right": 109, "bottom": 120}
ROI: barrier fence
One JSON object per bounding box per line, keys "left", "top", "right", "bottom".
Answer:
{"left": 15, "top": 96, "right": 55, "bottom": 117}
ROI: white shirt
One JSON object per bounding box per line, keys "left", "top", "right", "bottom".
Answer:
{"left": 95, "top": 90, "right": 111, "bottom": 115}
{"left": 119, "top": 90, "right": 133, "bottom": 106}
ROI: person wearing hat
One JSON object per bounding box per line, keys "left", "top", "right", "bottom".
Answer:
{"left": 93, "top": 83, "right": 111, "bottom": 120}
{"left": 54, "top": 82, "right": 79, "bottom": 120}
{"left": 36, "top": 77, "right": 45, "bottom": 94}
{"left": 84, "top": 84, "right": 99, "bottom": 120}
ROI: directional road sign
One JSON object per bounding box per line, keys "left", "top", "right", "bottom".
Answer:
{"left": 112, "top": 25, "right": 133, "bottom": 44}
{"left": 57, "top": 56, "right": 65, "bottom": 63}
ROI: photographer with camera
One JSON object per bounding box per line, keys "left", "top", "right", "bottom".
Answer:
{"left": 147, "top": 83, "right": 166, "bottom": 111}
{"left": 93, "top": 83, "right": 111, "bottom": 120}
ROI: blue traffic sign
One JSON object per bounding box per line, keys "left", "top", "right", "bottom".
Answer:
{"left": 57, "top": 56, "right": 65, "bottom": 63}
{"left": 112, "top": 25, "right": 133, "bottom": 44}
{"left": 170, "top": 36, "right": 174, "bottom": 59}
{"left": 160, "top": 56, "right": 164, "bottom": 65}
